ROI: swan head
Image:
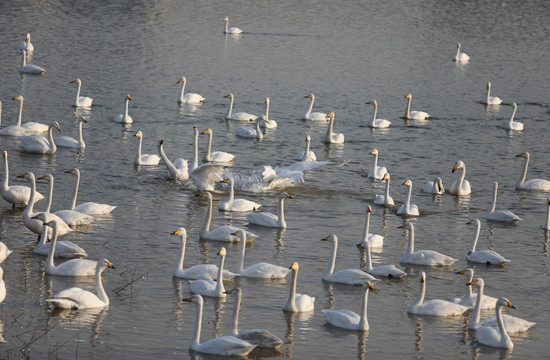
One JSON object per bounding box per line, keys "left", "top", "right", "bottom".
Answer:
{"left": 515, "top": 152, "right": 529, "bottom": 159}
{"left": 289, "top": 262, "right": 299, "bottom": 271}
{"left": 265, "top": 98, "right": 270, "bottom": 104}
{"left": 223, "top": 16, "right": 229, "bottom": 22}
{"left": 184, "top": 294, "right": 204, "bottom": 305}
{"left": 487, "top": 82, "right": 492, "bottom": 89}
{"left": 382, "top": 173, "right": 390, "bottom": 181}
{"left": 281, "top": 192, "right": 293, "bottom": 199}
{"left": 53, "top": 122, "right": 61, "bottom": 132}
{"left": 498, "top": 297, "right": 516, "bottom": 310}
{"left": 12, "top": 95, "right": 23, "bottom": 102}
{"left": 455, "top": 268, "right": 471, "bottom": 276}
{"left": 465, "top": 218, "right": 480, "bottom": 226}
{"left": 398, "top": 222, "right": 413, "bottom": 230}
{"left": 321, "top": 234, "right": 337, "bottom": 243}
{"left": 217, "top": 247, "right": 227, "bottom": 256}
{"left": 171, "top": 227, "right": 186, "bottom": 237}
{"left": 125, "top": 95, "right": 131, "bottom": 101}
{"left": 197, "top": 191, "right": 212, "bottom": 200}
{"left": 2, "top": 151, "right": 7, "bottom": 159}
{"left": 405, "top": 93, "right": 412, "bottom": 100}
{"left": 231, "top": 230, "right": 246, "bottom": 241}
{"left": 419, "top": 271, "right": 426, "bottom": 283}
{"left": 71, "top": 79, "right": 82, "bottom": 85}
{"left": 98, "top": 258, "right": 115, "bottom": 270}
{"left": 325, "top": 112, "right": 335, "bottom": 121}
{"left": 177, "top": 76, "right": 186, "bottom": 84}
{"left": 17, "top": 172, "right": 29, "bottom": 179}
{"left": 133, "top": 131, "right": 143, "bottom": 138}
{"left": 452, "top": 160, "right": 465, "bottom": 173}
{"left": 26, "top": 33, "right": 31, "bottom": 41}
{"left": 64, "top": 168, "right": 80, "bottom": 176}
{"left": 370, "top": 149, "right": 378, "bottom": 156}
{"left": 366, "top": 205, "right": 372, "bottom": 213}
{"left": 402, "top": 179, "right": 412, "bottom": 187}
{"left": 305, "top": 135, "right": 311, "bottom": 142}
{"left": 365, "top": 100, "right": 373, "bottom": 105}
{"left": 81, "top": 117, "right": 88, "bottom": 124}
{"left": 305, "top": 94, "right": 313, "bottom": 99}
{"left": 457, "top": 43, "right": 461, "bottom": 48}
{"left": 201, "top": 128, "right": 212, "bottom": 135}
{"left": 223, "top": 93, "right": 233, "bottom": 99}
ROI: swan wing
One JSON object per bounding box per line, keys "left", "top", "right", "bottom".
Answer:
{"left": 47, "top": 259, "right": 97, "bottom": 276}
{"left": 210, "top": 151, "right": 235, "bottom": 163}
{"left": 53, "top": 209, "right": 94, "bottom": 226}
{"left": 410, "top": 299, "right": 468, "bottom": 316}
{"left": 478, "top": 314, "right": 536, "bottom": 333}
{"left": 196, "top": 335, "right": 256, "bottom": 356}
{"left": 322, "top": 309, "right": 360, "bottom": 329}
{"left": 241, "top": 263, "right": 291, "bottom": 278}
{"left": 74, "top": 202, "right": 117, "bottom": 216}
{"left": 466, "top": 250, "right": 509, "bottom": 265}
{"left": 401, "top": 250, "right": 457, "bottom": 266}
{"left": 236, "top": 329, "right": 283, "bottom": 348}
{"left": 368, "top": 264, "right": 406, "bottom": 278}
{"left": 326, "top": 269, "right": 378, "bottom": 284}
{"left": 54, "top": 136, "right": 80, "bottom": 148}
{"left": 190, "top": 163, "right": 224, "bottom": 191}
{"left": 229, "top": 112, "right": 256, "bottom": 121}
{"left": 2, "top": 185, "right": 44, "bottom": 205}
{"left": 222, "top": 198, "right": 262, "bottom": 212}
{"left": 520, "top": 179, "right": 550, "bottom": 191}
{"left": 34, "top": 240, "right": 87, "bottom": 258}
{"left": 246, "top": 212, "right": 279, "bottom": 227}
{"left": 294, "top": 293, "right": 315, "bottom": 312}
{"left": 47, "top": 287, "right": 105, "bottom": 309}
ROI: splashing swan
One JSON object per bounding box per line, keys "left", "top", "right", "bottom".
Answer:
{"left": 71, "top": 79, "right": 93, "bottom": 107}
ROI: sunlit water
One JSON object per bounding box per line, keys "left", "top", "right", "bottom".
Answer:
{"left": 1, "top": 0, "right": 549, "bottom": 358}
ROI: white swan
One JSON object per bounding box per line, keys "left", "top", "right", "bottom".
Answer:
{"left": 114, "top": 95, "right": 133, "bottom": 123}
{"left": 362, "top": 235, "right": 405, "bottom": 278}
{"left": 19, "top": 49, "right": 45, "bottom": 75}
{"left": 486, "top": 181, "right": 521, "bottom": 223}
{"left": 259, "top": 98, "right": 277, "bottom": 129}
{"left": 246, "top": 192, "right": 292, "bottom": 228}
{"left": 189, "top": 127, "right": 225, "bottom": 191}
{"left": 450, "top": 269, "right": 497, "bottom": 309}
{"left": 0, "top": 95, "right": 48, "bottom": 136}
{"left": 399, "top": 223, "right": 457, "bottom": 266}
{"left": 16, "top": 121, "right": 60, "bottom": 154}
{"left": 236, "top": 116, "right": 267, "bottom": 139}
{"left": 302, "top": 94, "right": 327, "bottom": 121}
{"left": 199, "top": 191, "right": 258, "bottom": 242}
{"left": 297, "top": 135, "right": 317, "bottom": 161}
{"left": 282, "top": 262, "right": 315, "bottom": 312}
{"left": 545, "top": 198, "right": 550, "bottom": 230}
{"left": 46, "top": 259, "right": 115, "bottom": 309}
{"left": 408, "top": 272, "right": 469, "bottom": 316}
{"left": 133, "top": 131, "right": 160, "bottom": 165}
{"left": 177, "top": 76, "right": 205, "bottom": 104}
{"left": 54, "top": 116, "right": 87, "bottom": 148}
{"left": 157, "top": 140, "right": 189, "bottom": 180}
{"left": 219, "top": 178, "right": 261, "bottom": 212}
{"left": 486, "top": 82, "right": 502, "bottom": 105}
{"left": 324, "top": 112, "right": 344, "bottom": 144}
{"left": 1, "top": 151, "right": 45, "bottom": 206}
{"left": 227, "top": 287, "right": 284, "bottom": 348}
{"left": 65, "top": 168, "right": 117, "bottom": 216}
{"left": 0, "top": 267, "right": 5, "bottom": 304}
{"left": 476, "top": 298, "right": 515, "bottom": 348}
{"left": 189, "top": 248, "right": 228, "bottom": 298}
{"left": 171, "top": 227, "right": 238, "bottom": 280}
{"left": 0, "top": 243, "right": 12, "bottom": 264}
{"left": 453, "top": 43, "right": 470, "bottom": 62}
{"left": 397, "top": 179, "right": 419, "bottom": 217}
{"left": 71, "top": 79, "right": 93, "bottom": 107}
{"left": 322, "top": 281, "right": 376, "bottom": 331}
{"left": 365, "top": 100, "right": 391, "bottom": 128}
{"left": 184, "top": 294, "right": 256, "bottom": 356}
{"left": 368, "top": 149, "right": 387, "bottom": 179}
{"left": 423, "top": 177, "right": 445, "bottom": 195}
{"left": 201, "top": 128, "right": 235, "bottom": 163}
{"left": 515, "top": 152, "right": 550, "bottom": 191}
{"left": 404, "top": 93, "right": 429, "bottom": 120}
{"left": 223, "top": 16, "right": 243, "bottom": 34}
{"left": 224, "top": 94, "right": 256, "bottom": 121}
{"left": 374, "top": 173, "right": 394, "bottom": 206}
{"left": 34, "top": 214, "right": 87, "bottom": 258}
{"left": 450, "top": 160, "right": 472, "bottom": 195}
{"left": 504, "top": 102, "right": 523, "bottom": 130}
{"left": 19, "top": 33, "right": 34, "bottom": 54}
{"left": 465, "top": 219, "right": 510, "bottom": 265}
{"left": 356, "top": 206, "right": 384, "bottom": 248}
{"left": 234, "top": 230, "right": 291, "bottom": 278}
{"left": 322, "top": 234, "right": 379, "bottom": 284}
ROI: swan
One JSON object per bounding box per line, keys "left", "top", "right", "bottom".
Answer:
{"left": 46, "top": 259, "right": 115, "bottom": 310}
{"left": 133, "top": 131, "right": 161, "bottom": 165}
{"left": 465, "top": 219, "right": 510, "bottom": 265}
{"left": 404, "top": 93, "right": 429, "bottom": 120}
{"left": 545, "top": 198, "right": 550, "bottom": 230}
{"left": 176, "top": 76, "right": 205, "bottom": 104}
{"left": 453, "top": 42, "right": 470, "bottom": 62}
{"left": 0, "top": 267, "right": 5, "bottom": 304}
{"left": 408, "top": 272, "right": 469, "bottom": 316}
{"left": 54, "top": 116, "right": 87, "bottom": 148}
{"left": 157, "top": 140, "right": 189, "bottom": 180}
{"left": 246, "top": 192, "right": 292, "bottom": 228}
{"left": 282, "top": 262, "right": 315, "bottom": 312}
{"left": 0, "top": 95, "right": 48, "bottom": 136}
{"left": 504, "top": 102, "right": 523, "bottom": 130}
{"left": 114, "top": 95, "right": 133, "bottom": 123}
{"left": 368, "top": 149, "right": 387, "bottom": 179}
{"left": 34, "top": 214, "right": 87, "bottom": 258}
{"left": 302, "top": 94, "right": 327, "bottom": 121}
{"left": 356, "top": 206, "right": 384, "bottom": 248}
{"left": 223, "top": 16, "right": 243, "bottom": 34}
{"left": 184, "top": 294, "right": 256, "bottom": 356}
{"left": 227, "top": 287, "right": 284, "bottom": 348}
{"left": 236, "top": 116, "right": 267, "bottom": 139}
{"left": 297, "top": 135, "right": 317, "bottom": 161}
{"left": 171, "top": 227, "right": 238, "bottom": 280}
{"left": 322, "top": 234, "right": 379, "bottom": 284}
{"left": 19, "top": 33, "right": 34, "bottom": 54}
{"left": 399, "top": 223, "right": 457, "bottom": 266}
{"left": 200, "top": 128, "right": 235, "bottom": 163}
{"left": 362, "top": 235, "right": 405, "bottom": 278}
{"left": 198, "top": 191, "right": 258, "bottom": 242}
{"left": 374, "top": 173, "right": 394, "bottom": 206}
{"left": 0, "top": 243, "right": 12, "bottom": 264}
{"left": 71, "top": 79, "right": 93, "bottom": 107}
{"left": 189, "top": 127, "right": 225, "bottom": 191}
{"left": 450, "top": 269, "right": 497, "bottom": 309}
{"left": 450, "top": 160, "right": 472, "bottom": 196}
{"left": 322, "top": 281, "right": 377, "bottom": 331}
{"left": 64, "top": 168, "right": 117, "bottom": 216}
{"left": 19, "top": 49, "right": 45, "bottom": 75}
{"left": 234, "top": 230, "right": 291, "bottom": 278}
{"left": 476, "top": 298, "right": 516, "bottom": 348}
{"left": 189, "top": 248, "right": 228, "bottom": 298}
{"left": 16, "top": 121, "right": 60, "bottom": 154}
{"left": 219, "top": 178, "right": 261, "bottom": 212}
{"left": 324, "top": 112, "right": 344, "bottom": 144}
{"left": 224, "top": 94, "right": 256, "bottom": 121}
{"left": 259, "top": 97, "right": 277, "bottom": 129}
{"left": 1, "top": 151, "right": 45, "bottom": 206}
{"left": 397, "top": 179, "right": 419, "bottom": 217}
{"left": 365, "top": 100, "right": 391, "bottom": 128}
{"left": 515, "top": 152, "right": 550, "bottom": 191}
{"left": 423, "top": 177, "right": 445, "bottom": 195}
{"left": 486, "top": 181, "right": 521, "bottom": 223}
{"left": 486, "top": 82, "right": 502, "bottom": 105}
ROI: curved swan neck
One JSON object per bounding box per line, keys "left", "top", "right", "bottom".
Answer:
{"left": 457, "top": 165, "right": 466, "bottom": 187}
{"left": 371, "top": 101, "right": 378, "bottom": 126}
{"left": 70, "top": 169, "right": 81, "bottom": 210}
{"left": 278, "top": 195, "right": 286, "bottom": 227}
{"left": 95, "top": 265, "right": 109, "bottom": 305}
{"left": 200, "top": 194, "right": 213, "bottom": 235}
{"left": 359, "top": 284, "right": 369, "bottom": 330}
{"left": 17, "top": 97, "right": 24, "bottom": 127}
{"left": 179, "top": 78, "right": 186, "bottom": 103}
{"left": 75, "top": 81, "right": 82, "bottom": 105}
{"left": 157, "top": 142, "right": 178, "bottom": 177}
{"left": 231, "top": 289, "right": 242, "bottom": 336}
{"left": 405, "top": 96, "right": 412, "bottom": 118}
{"left": 203, "top": 131, "right": 213, "bottom": 162}
{"left": 496, "top": 302, "right": 511, "bottom": 345}
{"left": 225, "top": 95, "right": 234, "bottom": 119}
{"left": 508, "top": 104, "right": 517, "bottom": 127}
{"left": 324, "top": 236, "right": 337, "bottom": 277}
{"left": 191, "top": 297, "right": 203, "bottom": 347}
{"left": 518, "top": 153, "right": 529, "bottom": 187}
{"left": 47, "top": 125, "right": 57, "bottom": 153}
{"left": 304, "top": 94, "right": 314, "bottom": 118}
{"left": 469, "top": 220, "right": 481, "bottom": 253}
{"left": 175, "top": 234, "right": 186, "bottom": 272}
{"left": 406, "top": 224, "right": 415, "bottom": 255}
{"left": 255, "top": 117, "right": 263, "bottom": 139}
{"left": 490, "top": 182, "right": 498, "bottom": 213}
{"left": 414, "top": 275, "right": 426, "bottom": 308}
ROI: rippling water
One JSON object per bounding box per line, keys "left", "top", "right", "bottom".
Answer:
{"left": 1, "top": 0, "right": 549, "bottom": 358}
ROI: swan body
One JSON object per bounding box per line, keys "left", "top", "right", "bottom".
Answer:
{"left": 259, "top": 98, "right": 277, "bottom": 128}
{"left": 65, "top": 168, "right": 117, "bottom": 216}
{"left": 19, "top": 33, "right": 34, "bottom": 54}
{"left": 2, "top": 151, "right": 45, "bottom": 206}
{"left": 157, "top": 140, "right": 189, "bottom": 180}
{"left": 505, "top": 102, "right": 523, "bottom": 130}
{"left": 0, "top": 95, "right": 48, "bottom": 136}
{"left": 322, "top": 234, "right": 379, "bottom": 284}
{"left": 189, "top": 248, "right": 228, "bottom": 298}
{"left": 453, "top": 42, "right": 470, "bottom": 62}
{"left": 114, "top": 95, "right": 133, "bottom": 123}
{"left": 201, "top": 128, "right": 235, "bottom": 163}
{"left": 397, "top": 179, "right": 419, "bottom": 217}
{"left": 408, "top": 272, "right": 469, "bottom": 316}
{"left": 362, "top": 236, "right": 405, "bottom": 278}
{"left": 177, "top": 76, "right": 205, "bottom": 104}
{"left": 515, "top": 152, "right": 550, "bottom": 191}
{"left": 450, "top": 160, "right": 472, "bottom": 196}
{"left": 219, "top": 178, "right": 261, "bottom": 212}
{"left": 486, "top": 82, "right": 502, "bottom": 105}
{"left": 190, "top": 127, "right": 224, "bottom": 191}
{"left": 71, "top": 79, "right": 93, "bottom": 107}
{"left": 236, "top": 116, "right": 267, "bottom": 139}
{"left": 184, "top": 295, "right": 256, "bottom": 356}
{"left": 486, "top": 181, "right": 521, "bottom": 223}
{"left": 450, "top": 269, "right": 497, "bottom": 309}
{"left": 0, "top": 243, "right": 12, "bottom": 264}
{"left": 54, "top": 117, "right": 87, "bottom": 148}
{"left": 322, "top": 281, "right": 376, "bottom": 331}
{"left": 224, "top": 94, "right": 256, "bottom": 121}
{"left": 46, "top": 259, "right": 115, "bottom": 309}
{"left": 133, "top": 131, "right": 160, "bottom": 165}
{"left": 324, "top": 112, "right": 344, "bottom": 144}
{"left": 399, "top": 223, "right": 457, "bottom": 266}
{"left": 297, "top": 135, "right": 317, "bottom": 161}
{"left": 356, "top": 206, "right": 384, "bottom": 248}
{"left": 246, "top": 192, "right": 291, "bottom": 228}
{"left": 223, "top": 17, "right": 243, "bottom": 34}
{"left": 302, "top": 94, "right": 327, "bottom": 121}
{"left": 404, "top": 93, "right": 429, "bottom": 120}
{"left": 19, "top": 49, "right": 45, "bottom": 75}
{"left": 235, "top": 230, "right": 291, "bottom": 278}
{"left": 465, "top": 219, "right": 510, "bottom": 265}
{"left": 476, "top": 298, "right": 515, "bottom": 348}
{"left": 374, "top": 173, "right": 394, "bottom": 206}
{"left": 282, "top": 262, "right": 315, "bottom": 312}
{"left": 0, "top": 267, "right": 5, "bottom": 304}
{"left": 423, "top": 177, "right": 445, "bottom": 195}
{"left": 365, "top": 100, "right": 391, "bottom": 128}
{"left": 368, "top": 149, "right": 387, "bottom": 179}
{"left": 16, "top": 122, "right": 60, "bottom": 154}
{"left": 34, "top": 217, "right": 87, "bottom": 258}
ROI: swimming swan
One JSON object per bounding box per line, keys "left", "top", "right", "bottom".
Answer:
{"left": 356, "top": 206, "right": 384, "bottom": 248}
{"left": 16, "top": 122, "right": 60, "bottom": 154}
{"left": 224, "top": 94, "right": 256, "bottom": 121}
{"left": 189, "top": 248, "right": 229, "bottom": 298}
{"left": 236, "top": 116, "right": 267, "bottom": 139}
{"left": 219, "top": 178, "right": 261, "bottom": 212}
{"left": 65, "top": 168, "right": 117, "bottom": 216}
{"left": 71, "top": 79, "right": 93, "bottom": 107}
{"left": 177, "top": 76, "right": 205, "bottom": 104}
{"left": 223, "top": 17, "right": 243, "bottom": 35}
{"left": 450, "top": 160, "right": 472, "bottom": 195}
{"left": 324, "top": 112, "right": 345, "bottom": 144}
{"left": 246, "top": 192, "right": 292, "bottom": 228}
{"left": 302, "top": 94, "right": 327, "bottom": 121}
{"left": 0, "top": 95, "right": 48, "bottom": 136}
{"left": 399, "top": 223, "right": 457, "bottom": 266}
{"left": 465, "top": 219, "right": 509, "bottom": 265}
{"left": 453, "top": 42, "right": 470, "bottom": 62}
{"left": 374, "top": 173, "right": 394, "bottom": 206}
{"left": 408, "top": 272, "right": 469, "bottom": 316}
{"left": 486, "top": 82, "right": 502, "bottom": 105}
{"left": 368, "top": 149, "right": 387, "bottom": 179}
{"left": 19, "top": 49, "right": 45, "bottom": 75}
{"left": 234, "top": 230, "right": 291, "bottom": 278}
{"left": 297, "top": 135, "right": 317, "bottom": 161}
{"left": 114, "top": 95, "right": 133, "bottom": 123}
{"left": 450, "top": 269, "right": 497, "bottom": 309}
{"left": 475, "top": 297, "right": 516, "bottom": 348}
{"left": 133, "top": 131, "right": 161, "bottom": 165}
{"left": 515, "top": 152, "right": 550, "bottom": 191}
{"left": 54, "top": 116, "right": 87, "bottom": 148}
{"left": 322, "top": 281, "right": 377, "bottom": 331}
{"left": 19, "top": 33, "right": 34, "bottom": 54}
{"left": 34, "top": 214, "right": 87, "bottom": 258}
{"left": 423, "top": 177, "right": 445, "bottom": 195}
{"left": 365, "top": 100, "right": 391, "bottom": 128}
{"left": 362, "top": 235, "right": 405, "bottom": 278}
{"left": 1, "top": 151, "right": 45, "bottom": 206}
{"left": 397, "top": 179, "right": 419, "bottom": 217}
{"left": 282, "top": 262, "right": 315, "bottom": 312}
{"left": 201, "top": 128, "right": 235, "bottom": 163}
{"left": 485, "top": 181, "right": 521, "bottom": 223}
{"left": 404, "top": 93, "right": 429, "bottom": 120}
{"left": 259, "top": 98, "right": 277, "bottom": 129}
{"left": 504, "top": 102, "right": 523, "bottom": 131}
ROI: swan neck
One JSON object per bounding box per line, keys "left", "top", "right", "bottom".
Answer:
{"left": 458, "top": 166, "right": 466, "bottom": 187}
{"left": 496, "top": 303, "right": 511, "bottom": 344}
{"left": 157, "top": 142, "right": 177, "bottom": 176}
{"left": 135, "top": 136, "right": 143, "bottom": 165}
{"left": 175, "top": 235, "right": 186, "bottom": 272}
{"left": 75, "top": 82, "right": 82, "bottom": 104}
{"left": 215, "top": 253, "right": 225, "bottom": 293}
{"left": 2, "top": 154, "right": 8, "bottom": 191}
{"left": 265, "top": 100, "right": 270, "bottom": 119}
{"left": 365, "top": 238, "right": 373, "bottom": 271}
{"left": 204, "top": 132, "right": 213, "bottom": 162}
{"left": 78, "top": 119, "right": 85, "bottom": 146}
{"left": 17, "top": 98, "right": 23, "bottom": 127}
{"left": 518, "top": 154, "right": 529, "bottom": 187}
{"left": 304, "top": 95, "right": 314, "bottom": 118}
{"left": 469, "top": 280, "right": 483, "bottom": 329}
{"left": 179, "top": 79, "right": 186, "bottom": 103}
{"left": 228, "top": 179, "right": 235, "bottom": 203}
{"left": 405, "top": 184, "right": 412, "bottom": 208}
{"left": 406, "top": 226, "right": 414, "bottom": 255}
{"left": 325, "top": 116, "right": 334, "bottom": 142}
{"left": 225, "top": 95, "right": 234, "bottom": 119}
{"left": 303, "top": 139, "right": 311, "bottom": 160}
{"left": 455, "top": 47, "right": 461, "bottom": 60}
{"left": 192, "top": 129, "right": 199, "bottom": 170}
{"left": 37, "top": 220, "right": 49, "bottom": 246}
{"left": 231, "top": 290, "right": 241, "bottom": 336}
{"left": 405, "top": 96, "right": 411, "bottom": 118}
{"left": 47, "top": 125, "right": 56, "bottom": 153}
{"left": 469, "top": 221, "right": 481, "bottom": 253}
{"left": 46, "top": 224, "right": 58, "bottom": 269}
{"left": 372, "top": 153, "right": 378, "bottom": 170}
{"left": 371, "top": 102, "right": 378, "bottom": 125}
{"left": 509, "top": 106, "right": 517, "bottom": 126}
{"left": 124, "top": 98, "right": 129, "bottom": 118}
{"left": 324, "top": 238, "right": 337, "bottom": 277}
{"left": 191, "top": 299, "right": 203, "bottom": 348}
{"left": 278, "top": 196, "right": 286, "bottom": 227}
{"left": 200, "top": 195, "right": 213, "bottom": 235}
{"left": 384, "top": 177, "right": 390, "bottom": 198}
{"left": 490, "top": 183, "right": 498, "bottom": 213}
{"left": 24, "top": 175, "right": 36, "bottom": 216}
{"left": 288, "top": 268, "right": 298, "bottom": 310}
{"left": 238, "top": 235, "right": 246, "bottom": 273}
{"left": 545, "top": 202, "right": 550, "bottom": 230}
{"left": 95, "top": 266, "right": 109, "bottom": 305}
{"left": 360, "top": 211, "right": 370, "bottom": 243}
{"left": 43, "top": 176, "right": 53, "bottom": 213}
{"left": 486, "top": 86, "right": 491, "bottom": 104}
{"left": 359, "top": 285, "right": 369, "bottom": 330}
{"left": 256, "top": 118, "right": 263, "bottom": 139}
{"left": 414, "top": 276, "right": 426, "bottom": 308}
{"left": 70, "top": 170, "right": 80, "bottom": 210}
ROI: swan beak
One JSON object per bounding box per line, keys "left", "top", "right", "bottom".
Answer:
{"left": 506, "top": 300, "right": 516, "bottom": 309}
{"left": 515, "top": 153, "right": 524, "bottom": 157}
{"left": 106, "top": 261, "right": 115, "bottom": 269}
{"left": 224, "top": 288, "right": 236, "bottom": 295}
{"left": 183, "top": 296, "right": 194, "bottom": 302}
{"left": 201, "top": 129, "right": 208, "bottom": 135}
{"left": 397, "top": 224, "right": 406, "bottom": 229}
{"left": 126, "top": 95, "right": 131, "bottom": 100}
{"left": 367, "top": 206, "right": 372, "bottom": 212}
{"left": 289, "top": 262, "right": 298, "bottom": 270}
{"left": 37, "top": 175, "right": 46, "bottom": 180}
{"left": 465, "top": 220, "right": 473, "bottom": 225}
{"left": 81, "top": 117, "right": 87, "bottom": 123}
{"left": 466, "top": 280, "right": 476, "bottom": 286}
{"left": 321, "top": 235, "right": 330, "bottom": 241}
{"left": 420, "top": 275, "right": 425, "bottom": 283}
{"left": 401, "top": 181, "right": 407, "bottom": 185}
{"left": 367, "top": 283, "right": 380, "bottom": 293}
{"left": 171, "top": 229, "right": 180, "bottom": 235}
{"left": 231, "top": 231, "right": 239, "bottom": 236}
{"left": 32, "top": 214, "right": 40, "bottom": 219}
{"left": 196, "top": 192, "right": 205, "bottom": 197}
{"left": 452, "top": 165, "right": 458, "bottom": 173}
{"left": 65, "top": 169, "right": 74, "bottom": 174}
{"left": 285, "top": 193, "right": 293, "bottom": 199}
{"left": 12, "top": 96, "right": 20, "bottom": 101}
{"left": 217, "top": 248, "right": 226, "bottom": 256}
{"left": 370, "top": 150, "right": 376, "bottom": 155}
{"left": 71, "top": 79, "right": 77, "bottom": 84}
{"left": 366, "top": 101, "right": 372, "bottom": 104}
{"left": 455, "top": 269, "right": 467, "bottom": 275}
{"left": 55, "top": 123, "right": 61, "bottom": 132}
{"left": 17, "top": 173, "right": 27, "bottom": 178}
{"left": 221, "top": 178, "right": 229, "bottom": 183}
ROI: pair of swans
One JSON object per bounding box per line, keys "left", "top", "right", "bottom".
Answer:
{"left": 504, "top": 102, "right": 523, "bottom": 130}
{"left": 453, "top": 42, "right": 470, "bottom": 62}
{"left": 134, "top": 131, "right": 160, "bottom": 165}
{"left": 20, "top": 49, "right": 45, "bottom": 75}
{"left": 302, "top": 94, "right": 327, "bottom": 121}
{"left": 34, "top": 213, "right": 87, "bottom": 258}
{"left": 19, "top": 33, "right": 34, "bottom": 54}
{"left": 219, "top": 178, "right": 261, "bottom": 212}
{"left": 0, "top": 95, "right": 48, "bottom": 136}
{"left": 224, "top": 94, "right": 256, "bottom": 121}
{"left": 233, "top": 230, "right": 291, "bottom": 278}
{"left": 297, "top": 135, "right": 317, "bottom": 161}
{"left": 450, "top": 160, "right": 472, "bottom": 195}
{"left": 423, "top": 177, "right": 444, "bottom": 195}
{"left": 16, "top": 122, "right": 60, "bottom": 154}
{"left": 365, "top": 100, "right": 391, "bottom": 128}
{"left": 236, "top": 116, "right": 268, "bottom": 139}
{"left": 399, "top": 223, "right": 457, "bottom": 266}
{"left": 361, "top": 234, "right": 405, "bottom": 278}
{"left": 486, "top": 82, "right": 502, "bottom": 105}
{"left": 282, "top": 262, "right": 315, "bottom": 312}
{"left": 177, "top": 76, "right": 204, "bottom": 104}
{"left": 368, "top": 149, "right": 387, "bottom": 179}
{"left": 245, "top": 192, "right": 291, "bottom": 228}
{"left": 466, "top": 219, "right": 510, "bottom": 265}
{"left": 114, "top": 95, "right": 133, "bottom": 123}
{"left": 486, "top": 181, "right": 521, "bottom": 223}
{"left": 322, "top": 281, "right": 377, "bottom": 331}
{"left": 324, "top": 112, "right": 345, "bottom": 144}
{"left": 189, "top": 247, "right": 229, "bottom": 298}
{"left": 355, "top": 206, "right": 384, "bottom": 248}
{"left": 200, "top": 128, "right": 235, "bottom": 163}
{"left": 404, "top": 93, "right": 429, "bottom": 120}
{"left": 54, "top": 116, "right": 87, "bottom": 148}
{"left": 223, "top": 17, "right": 243, "bottom": 34}
{"left": 397, "top": 179, "right": 419, "bottom": 217}
{"left": 450, "top": 269, "right": 497, "bottom": 309}
{"left": 374, "top": 173, "right": 394, "bottom": 206}
{"left": 515, "top": 152, "right": 550, "bottom": 191}
{"left": 71, "top": 79, "right": 93, "bottom": 107}
{"left": 1, "top": 151, "right": 45, "bottom": 206}
{"left": 408, "top": 271, "right": 469, "bottom": 316}
{"left": 64, "top": 168, "right": 117, "bottom": 216}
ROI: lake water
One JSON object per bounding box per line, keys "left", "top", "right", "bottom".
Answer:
{"left": 1, "top": 0, "right": 549, "bottom": 358}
